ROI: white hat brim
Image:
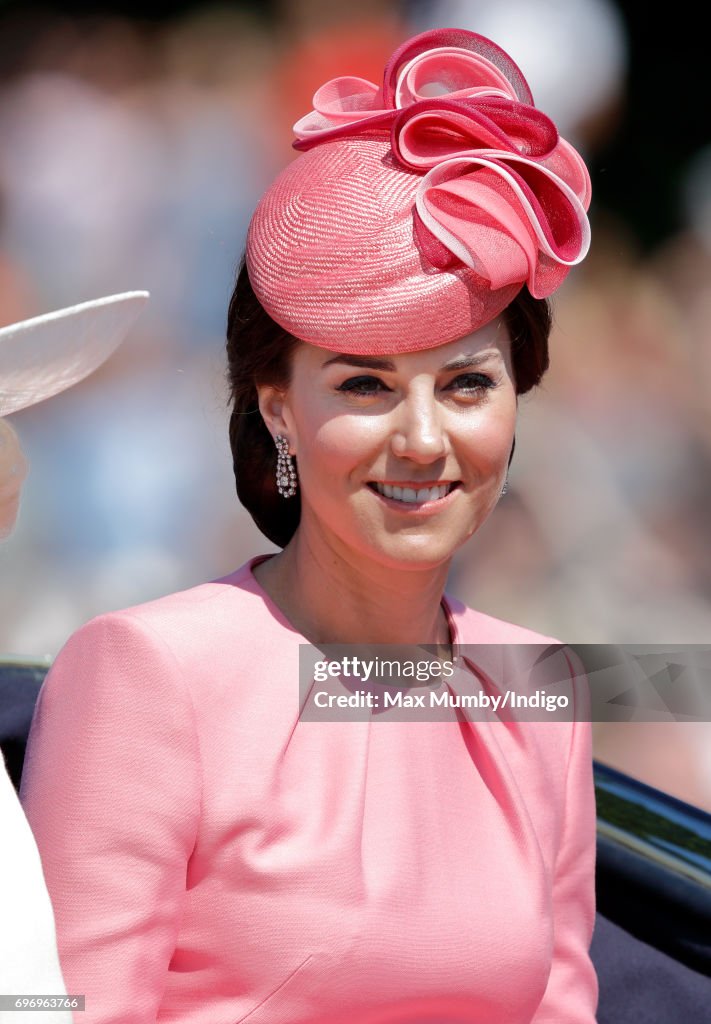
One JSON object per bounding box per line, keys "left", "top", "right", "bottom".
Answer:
{"left": 0, "top": 291, "right": 149, "bottom": 417}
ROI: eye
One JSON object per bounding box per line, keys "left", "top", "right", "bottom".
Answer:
{"left": 336, "top": 375, "right": 390, "bottom": 396}
{"left": 447, "top": 372, "right": 498, "bottom": 395}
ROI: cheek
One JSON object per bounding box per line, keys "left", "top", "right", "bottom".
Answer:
{"left": 294, "top": 412, "right": 375, "bottom": 490}
{"left": 459, "top": 397, "right": 517, "bottom": 467}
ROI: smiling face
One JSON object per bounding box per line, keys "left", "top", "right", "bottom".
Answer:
{"left": 257, "top": 318, "right": 517, "bottom": 573}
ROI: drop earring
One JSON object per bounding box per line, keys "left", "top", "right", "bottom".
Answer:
{"left": 274, "top": 434, "right": 298, "bottom": 498}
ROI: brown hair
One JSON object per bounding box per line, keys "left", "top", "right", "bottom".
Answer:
{"left": 226, "top": 257, "right": 551, "bottom": 548}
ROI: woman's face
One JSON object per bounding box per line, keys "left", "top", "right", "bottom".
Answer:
{"left": 258, "top": 319, "right": 517, "bottom": 572}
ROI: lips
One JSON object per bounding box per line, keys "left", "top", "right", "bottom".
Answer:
{"left": 368, "top": 481, "right": 458, "bottom": 504}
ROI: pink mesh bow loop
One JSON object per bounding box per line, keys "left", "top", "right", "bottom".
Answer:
{"left": 415, "top": 155, "right": 590, "bottom": 295}
{"left": 381, "top": 28, "right": 534, "bottom": 107}
{"left": 390, "top": 97, "right": 559, "bottom": 169}
{"left": 293, "top": 29, "right": 534, "bottom": 146}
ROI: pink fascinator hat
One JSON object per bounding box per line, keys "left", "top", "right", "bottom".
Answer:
{"left": 0, "top": 291, "right": 149, "bottom": 539}
{"left": 246, "top": 28, "right": 591, "bottom": 354}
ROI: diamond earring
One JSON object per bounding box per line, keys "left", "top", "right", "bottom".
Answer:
{"left": 275, "top": 434, "right": 298, "bottom": 498}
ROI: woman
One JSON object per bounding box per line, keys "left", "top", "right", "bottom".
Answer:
{"left": 0, "top": 291, "right": 147, "bottom": 1022}
{"left": 20, "top": 28, "right": 597, "bottom": 1024}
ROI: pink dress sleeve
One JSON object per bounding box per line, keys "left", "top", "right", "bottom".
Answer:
{"left": 19, "top": 612, "right": 201, "bottom": 1024}
{"left": 532, "top": 658, "right": 599, "bottom": 1022}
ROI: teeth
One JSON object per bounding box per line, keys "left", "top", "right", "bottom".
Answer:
{"left": 372, "top": 482, "right": 453, "bottom": 503}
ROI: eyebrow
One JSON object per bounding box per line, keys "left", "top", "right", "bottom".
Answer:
{"left": 321, "top": 354, "right": 397, "bottom": 371}
{"left": 321, "top": 350, "right": 503, "bottom": 372}
{"left": 442, "top": 352, "right": 504, "bottom": 371}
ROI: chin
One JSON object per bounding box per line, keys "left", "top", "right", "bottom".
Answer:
{"left": 352, "top": 531, "right": 467, "bottom": 573}
{"left": 304, "top": 492, "right": 493, "bottom": 572}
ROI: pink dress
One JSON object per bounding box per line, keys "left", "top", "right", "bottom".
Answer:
{"left": 20, "top": 554, "right": 598, "bottom": 1023}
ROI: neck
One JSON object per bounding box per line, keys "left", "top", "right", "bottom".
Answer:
{"left": 253, "top": 524, "right": 452, "bottom": 650}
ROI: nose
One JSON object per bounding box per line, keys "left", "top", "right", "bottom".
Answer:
{"left": 389, "top": 381, "right": 447, "bottom": 462}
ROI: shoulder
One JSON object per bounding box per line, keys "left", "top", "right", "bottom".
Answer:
{"left": 71, "top": 555, "right": 277, "bottom": 654}
{"left": 445, "top": 591, "right": 591, "bottom": 761}
{"left": 444, "top": 591, "right": 561, "bottom": 645}
{"left": 110, "top": 556, "right": 268, "bottom": 628}
{"left": 42, "top": 556, "right": 283, "bottom": 703}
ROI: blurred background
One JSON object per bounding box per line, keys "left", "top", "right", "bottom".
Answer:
{"left": 0, "top": 0, "right": 709, "bottom": 809}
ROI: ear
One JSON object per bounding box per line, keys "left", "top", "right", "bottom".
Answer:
{"left": 256, "top": 384, "right": 293, "bottom": 450}
{"left": 507, "top": 434, "right": 516, "bottom": 469}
